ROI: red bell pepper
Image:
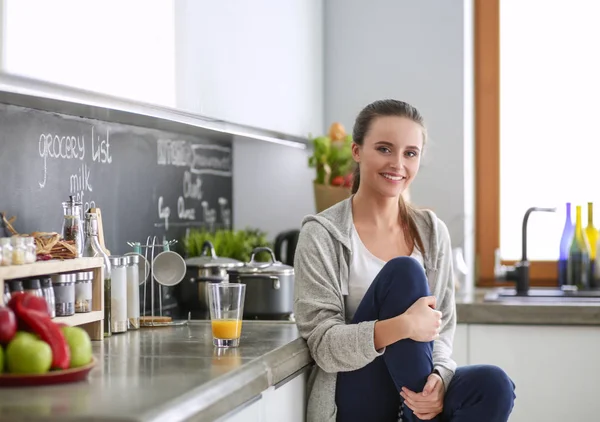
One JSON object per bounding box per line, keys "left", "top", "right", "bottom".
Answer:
{"left": 13, "top": 303, "right": 70, "bottom": 370}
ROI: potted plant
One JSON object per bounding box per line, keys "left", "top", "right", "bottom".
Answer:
{"left": 308, "top": 122, "right": 355, "bottom": 213}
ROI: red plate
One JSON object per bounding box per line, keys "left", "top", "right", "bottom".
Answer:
{"left": 0, "top": 356, "right": 97, "bottom": 387}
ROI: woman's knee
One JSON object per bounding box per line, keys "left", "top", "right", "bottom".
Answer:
{"left": 473, "top": 365, "right": 516, "bottom": 409}
{"left": 380, "top": 257, "right": 429, "bottom": 294}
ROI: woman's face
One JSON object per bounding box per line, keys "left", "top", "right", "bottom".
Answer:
{"left": 352, "top": 115, "right": 424, "bottom": 198}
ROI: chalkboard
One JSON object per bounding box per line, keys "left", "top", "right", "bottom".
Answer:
{"left": 0, "top": 102, "right": 233, "bottom": 256}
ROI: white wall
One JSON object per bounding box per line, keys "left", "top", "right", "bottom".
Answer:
{"left": 323, "top": 0, "right": 475, "bottom": 279}
{"left": 174, "top": 0, "right": 324, "bottom": 138}
{"left": 232, "top": 136, "right": 314, "bottom": 239}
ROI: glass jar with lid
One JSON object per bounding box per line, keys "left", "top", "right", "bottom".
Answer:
{"left": 75, "top": 271, "right": 93, "bottom": 313}
{"left": 24, "top": 237, "right": 37, "bottom": 264}
{"left": 11, "top": 237, "right": 26, "bottom": 265}
{"left": 0, "top": 238, "right": 12, "bottom": 266}
{"left": 23, "top": 278, "right": 43, "bottom": 297}
{"left": 52, "top": 273, "right": 76, "bottom": 317}
{"left": 40, "top": 276, "right": 56, "bottom": 318}
{"left": 9, "top": 280, "right": 24, "bottom": 293}
{"left": 61, "top": 196, "right": 83, "bottom": 257}
{"left": 3, "top": 283, "right": 10, "bottom": 306}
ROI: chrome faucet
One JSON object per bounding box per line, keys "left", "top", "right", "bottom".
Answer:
{"left": 495, "top": 206, "right": 556, "bottom": 295}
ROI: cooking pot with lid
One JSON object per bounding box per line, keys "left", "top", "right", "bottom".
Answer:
{"left": 184, "top": 241, "right": 244, "bottom": 310}
{"left": 227, "top": 247, "right": 294, "bottom": 319}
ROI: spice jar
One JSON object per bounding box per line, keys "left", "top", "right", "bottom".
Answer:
{"left": 109, "top": 256, "right": 128, "bottom": 333}
{"left": 75, "top": 271, "right": 93, "bottom": 313}
{"left": 126, "top": 255, "right": 140, "bottom": 330}
{"left": 24, "top": 237, "right": 37, "bottom": 263}
{"left": 3, "top": 283, "right": 10, "bottom": 306}
{"left": 40, "top": 276, "right": 56, "bottom": 318}
{"left": 52, "top": 273, "right": 75, "bottom": 316}
{"left": 9, "top": 280, "right": 24, "bottom": 293}
{"left": 0, "top": 238, "right": 12, "bottom": 266}
{"left": 23, "top": 278, "right": 43, "bottom": 297}
{"left": 10, "top": 237, "right": 26, "bottom": 265}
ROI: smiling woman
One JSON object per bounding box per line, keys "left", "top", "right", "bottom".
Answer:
{"left": 293, "top": 99, "right": 516, "bottom": 422}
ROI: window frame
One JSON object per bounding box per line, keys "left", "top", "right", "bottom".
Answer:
{"left": 474, "top": 0, "right": 557, "bottom": 287}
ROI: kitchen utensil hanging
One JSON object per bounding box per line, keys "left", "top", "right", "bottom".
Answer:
{"left": 127, "top": 236, "right": 188, "bottom": 327}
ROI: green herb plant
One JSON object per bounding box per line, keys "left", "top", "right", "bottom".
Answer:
{"left": 183, "top": 228, "right": 273, "bottom": 262}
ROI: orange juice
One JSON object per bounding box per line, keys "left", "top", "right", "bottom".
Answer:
{"left": 211, "top": 319, "right": 242, "bottom": 339}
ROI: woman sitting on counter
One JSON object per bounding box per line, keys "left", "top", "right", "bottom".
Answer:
{"left": 293, "top": 99, "right": 516, "bottom": 422}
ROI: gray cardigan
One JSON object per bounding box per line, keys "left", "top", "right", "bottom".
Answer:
{"left": 293, "top": 197, "right": 457, "bottom": 422}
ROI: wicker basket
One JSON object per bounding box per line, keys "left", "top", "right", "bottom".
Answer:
{"left": 314, "top": 182, "right": 352, "bottom": 213}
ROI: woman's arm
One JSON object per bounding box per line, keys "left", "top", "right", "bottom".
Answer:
{"left": 431, "top": 218, "right": 458, "bottom": 388}
{"left": 293, "top": 220, "right": 389, "bottom": 373}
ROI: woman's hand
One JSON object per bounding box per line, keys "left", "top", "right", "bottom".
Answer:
{"left": 400, "top": 372, "right": 445, "bottom": 420}
{"left": 403, "top": 296, "right": 442, "bottom": 342}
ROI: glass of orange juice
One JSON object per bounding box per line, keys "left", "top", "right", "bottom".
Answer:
{"left": 207, "top": 282, "right": 246, "bottom": 347}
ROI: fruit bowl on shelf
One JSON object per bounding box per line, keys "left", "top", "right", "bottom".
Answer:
{"left": 0, "top": 356, "right": 97, "bottom": 387}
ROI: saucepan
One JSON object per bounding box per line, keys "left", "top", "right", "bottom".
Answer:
{"left": 227, "top": 247, "right": 294, "bottom": 318}
{"left": 185, "top": 241, "right": 244, "bottom": 309}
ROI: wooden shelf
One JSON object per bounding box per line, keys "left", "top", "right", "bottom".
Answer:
{"left": 54, "top": 311, "right": 103, "bottom": 326}
{"left": 0, "top": 257, "right": 103, "bottom": 280}
{"left": 0, "top": 258, "right": 105, "bottom": 341}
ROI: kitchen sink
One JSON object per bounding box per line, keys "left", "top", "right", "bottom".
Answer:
{"left": 484, "top": 287, "right": 600, "bottom": 304}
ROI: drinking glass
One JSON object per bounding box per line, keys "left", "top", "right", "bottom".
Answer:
{"left": 207, "top": 283, "right": 246, "bottom": 347}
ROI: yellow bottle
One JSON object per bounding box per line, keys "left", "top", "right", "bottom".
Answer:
{"left": 586, "top": 202, "right": 598, "bottom": 260}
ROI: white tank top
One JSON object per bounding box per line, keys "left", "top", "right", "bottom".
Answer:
{"left": 345, "top": 223, "right": 424, "bottom": 321}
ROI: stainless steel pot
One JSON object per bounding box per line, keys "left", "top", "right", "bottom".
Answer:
{"left": 184, "top": 241, "right": 244, "bottom": 309}
{"left": 227, "top": 247, "right": 294, "bottom": 318}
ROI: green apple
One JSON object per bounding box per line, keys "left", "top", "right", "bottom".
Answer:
{"left": 61, "top": 326, "right": 92, "bottom": 368}
{"left": 0, "top": 345, "right": 4, "bottom": 373}
{"left": 6, "top": 332, "right": 52, "bottom": 374}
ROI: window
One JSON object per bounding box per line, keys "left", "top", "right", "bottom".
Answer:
{"left": 476, "top": 0, "right": 600, "bottom": 285}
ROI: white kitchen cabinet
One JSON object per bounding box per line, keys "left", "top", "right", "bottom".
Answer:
{"left": 468, "top": 324, "right": 600, "bottom": 422}
{"left": 452, "top": 323, "right": 468, "bottom": 367}
{"left": 174, "top": 1, "right": 324, "bottom": 138}
{"left": 262, "top": 369, "right": 307, "bottom": 422}
{"left": 219, "top": 368, "right": 307, "bottom": 422}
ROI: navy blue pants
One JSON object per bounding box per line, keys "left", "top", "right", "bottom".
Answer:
{"left": 335, "top": 257, "right": 515, "bottom": 422}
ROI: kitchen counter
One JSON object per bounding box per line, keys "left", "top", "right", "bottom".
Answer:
{"left": 0, "top": 321, "right": 311, "bottom": 422}
{"left": 456, "top": 289, "right": 600, "bottom": 325}
{"left": 2, "top": 296, "right": 600, "bottom": 421}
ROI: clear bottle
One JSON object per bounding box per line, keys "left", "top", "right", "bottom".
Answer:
{"left": 567, "top": 205, "right": 591, "bottom": 289}
{"left": 1, "top": 238, "right": 13, "bottom": 266}
{"left": 83, "top": 213, "right": 112, "bottom": 337}
{"left": 126, "top": 255, "right": 140, "bottom": 330}
{"left": 61, "top": 196, "right": 84, "bottom": 258}
{"left": 109, "top": 256, "right": 128, "bottom": 334}
{"left": 11, "top": 237, "right": 26, "bottom": 265}
{"left": 558, "top": 202, "right": 574, "bottom": 286}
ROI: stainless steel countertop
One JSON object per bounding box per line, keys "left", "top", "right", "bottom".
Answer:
{"left": 2, "top": 297, "right": 600, "bottom": 421}
{"left": 0, "top": 321, "right": 310, "bottom": 422}
{"left": 456, "top": 289, "right": 600, "bottom": 325}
